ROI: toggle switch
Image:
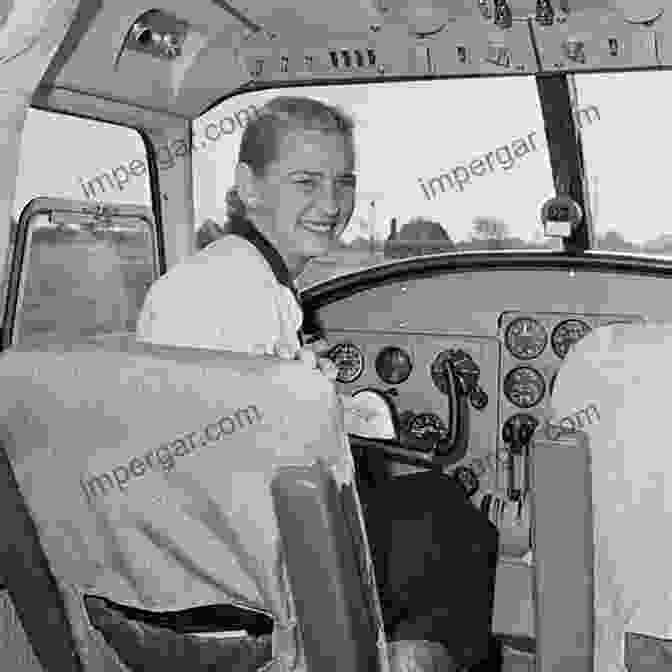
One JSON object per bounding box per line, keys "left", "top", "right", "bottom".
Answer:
{"left": 486, "top": 43, "right": 512, "bottom": 68}
{"left": 564, "top": 38, "right": 586, "bottom": 63}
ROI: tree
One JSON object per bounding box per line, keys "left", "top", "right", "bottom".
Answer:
{"left": 469, "top": 216, "right": 516, "bottom": 250}
{"left": 643, "top": 233, "right": 672, "bottom": 255}
{"left": 386, "top": 216, "right": 454, "bottom": 259}
{"left": 597, "top": 230, "right": 636, "bottom": 253}
{"left": 472, "top": 216, "right": 509, "bottom": 241}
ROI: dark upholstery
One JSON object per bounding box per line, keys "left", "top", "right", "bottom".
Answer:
{"left": 363, "top": 470, "right": 499, "bottom": 670}
{"left": 0, "top": 438, "right": 84, "bottom": 671}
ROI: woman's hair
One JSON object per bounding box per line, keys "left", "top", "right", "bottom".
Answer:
{"left": 226, "top": 96, "right": 356, "bottom": 218}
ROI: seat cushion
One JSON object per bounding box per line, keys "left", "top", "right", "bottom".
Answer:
{"left": 549, "top": 322, "right": 672, "bottom": 671}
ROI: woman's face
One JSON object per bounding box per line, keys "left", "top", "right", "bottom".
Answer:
{"left": 239, "top": 129, "right": 356, "bottom": 273}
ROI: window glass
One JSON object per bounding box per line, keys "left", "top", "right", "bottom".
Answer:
{"left": 13, "top": 109, "right": 152, "bottom": 216}
{"left": 12, "top": 200, "right": 156, "bottom": 345}
{"left": 574, "top": 71, "right": 671, "bottom": 256}
{"left": 3, "top": 110, "right": 155, "bottom": 342}
{"left": 192, "top": 79, "right": 556, "bottom": 288}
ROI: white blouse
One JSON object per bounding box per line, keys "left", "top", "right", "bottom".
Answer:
{"left": 136, "top": 236, "right": 302, "bottom": 357}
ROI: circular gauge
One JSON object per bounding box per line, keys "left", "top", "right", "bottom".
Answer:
{"left": 551, "top": 319, "right": 591, "bottom": 359}
{"left": 328, "top": 343, "right": 364, "bottom": 384}
{"left": 503, "top": 366, "right": 546, "bottom": 408}
{"left": 504, "top": 317, "right": 548, "bottom": 360}
{"left": 408, "top": 412, "right": 446, "bottom": 440}
{"left": 375, "top": 346, "right": 412, "bottom": 384}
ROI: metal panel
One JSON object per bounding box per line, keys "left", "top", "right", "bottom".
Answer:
{"left": 271, "top": 460, "right": 387, "bottom": 672}
{"left": 530, "top": 429, "right": 594, "bottom": 672}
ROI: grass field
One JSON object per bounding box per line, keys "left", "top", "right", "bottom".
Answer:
{"left": 17, "top": 234, "right": 155, "bottom": 342}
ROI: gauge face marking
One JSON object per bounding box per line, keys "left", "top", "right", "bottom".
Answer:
{"left": 551, "top": 319, "right": 591, "bottom": 359}
{"left": 375, "top": 346, "right": 413, "bottom": 384}
{"left": 503, "top": 366, "right": 546, "bottom": 408}
{"left": 504, "top": 317, "right": 548, "bottom": 360}
{"left": 328, "top": 342, "right": 364, "bottom": 383}
{"left": 408, "top": 412, "right": 446, "bottom": 439}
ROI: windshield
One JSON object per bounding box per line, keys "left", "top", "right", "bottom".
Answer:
{"left": 574, "top": 70, "right": 672, "bottom": 256}
{"left": 193, "top": 78, "right": 557, "bottom": 288}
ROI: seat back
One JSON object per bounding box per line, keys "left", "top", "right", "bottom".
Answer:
{"left": 541, "top": 321, "right": 672, "bottom": 672}
{"left": 271, "top": 458, "right": 388, "bottom": 672}
{"left": 0, "top": 334, "right": 353, "bottom": 671}
{"left": 0, "top": 437, "right": 85, "bottom": 671}
{"left": 530, "top": 427, "right": 594, "bottom": 672}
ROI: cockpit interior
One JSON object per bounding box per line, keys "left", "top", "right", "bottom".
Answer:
{"left": 1, "top": 1, "right": 672, "bottom": 671}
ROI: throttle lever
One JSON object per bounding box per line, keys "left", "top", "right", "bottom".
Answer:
{"left": 502, "top": 416, "right": 536, "bottom": 501}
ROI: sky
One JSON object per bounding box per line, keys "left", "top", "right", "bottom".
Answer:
{"left": 12, "top": 69, "right": 672, "bottom": 247}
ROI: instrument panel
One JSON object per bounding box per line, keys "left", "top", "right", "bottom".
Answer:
{"left": 497, "top": 311, "right": 643, "bottom": 458}
{"left": 326, "top": 330, "right": 500, "bottom": 470}
{"left": 313, "top": 268, "right": 664, "bottom": 641}
{"left": 324, "top": 311, "right": 643, "bottom": 491}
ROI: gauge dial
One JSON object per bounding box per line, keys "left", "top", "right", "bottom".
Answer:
{"left": 408, "top": 412, "right": 446, "bottom": 440}
{"left": 375, "top": 346, "right": 412, "bottom": 384}
{"left": 551, "top": 319, "right": 591, "bottom": 359}
{"left": 328, "top": 343, "right": 364, "bottom": 384}
{"left": 504, "top": 317, "right": 548, "bottom": 360}
{"left": 503, "top": 366, "right": 546, "bottom": 408}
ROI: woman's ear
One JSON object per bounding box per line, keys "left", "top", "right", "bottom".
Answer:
{"left": 235, "top": 162, "right": 262, "bottom": 208}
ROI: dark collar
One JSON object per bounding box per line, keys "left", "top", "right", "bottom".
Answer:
{"left": 229, "top": 216, "right": 299, "bottom": 303}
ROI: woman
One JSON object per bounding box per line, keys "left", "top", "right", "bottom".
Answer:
{"left": 137, "top": 95, "right": 352, "bottom": 370}
{"left": 134, "top": 96, "right": 500, "bottom": 672}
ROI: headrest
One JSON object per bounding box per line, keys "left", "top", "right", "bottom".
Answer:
{"left": 0, "top": 334, "right": 353, "bottom": 626}
{"left": 549, "top": 322, "right": 672, "bottom": 670}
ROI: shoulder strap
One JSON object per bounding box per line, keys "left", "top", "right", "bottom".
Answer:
{"left": 228, "top": 216, "right": 304, "bottom": 346}
{"left": 0, "top": 438, "right": 84, "bottom": 671}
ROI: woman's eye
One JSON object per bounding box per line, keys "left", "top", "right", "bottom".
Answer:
{"left": 295, "top": 179, "right": 317, "bottom": 189}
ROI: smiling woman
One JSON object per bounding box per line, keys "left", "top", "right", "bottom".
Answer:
{"left": 192, "top": 79, "right": 556, "bottom": 288}
{"left": 138, "top": 95, "right": 356, "bottom": 357}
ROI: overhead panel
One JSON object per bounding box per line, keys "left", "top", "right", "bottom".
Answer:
{"left": 648, "top": 12, "right": 672, "bottom": 65}
{"left": 530, "top": 7, "right": 658, "bottom": 71}
{"left": 237, "top": 31, "right": 390, "bottom": 82}
{"left": 423, "top": 16, "right": 538, "bottom": 75}
{"left": 40, "top": 0, "right": 255, "bottom": 118}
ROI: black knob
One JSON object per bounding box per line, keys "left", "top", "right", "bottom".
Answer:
{"left": 454, "top": 466, "right": 480, "bottom": 498}
{"left": 519, "top": 421, "right": 535, "bottom": 446}
{"left": 470, "top": 386, "right": 489, "bottom": 410}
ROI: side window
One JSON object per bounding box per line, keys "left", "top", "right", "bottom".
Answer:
{"left": 6, "top": 199, "right": 156, "bottom": 346}
{"left": 3, "top": 110, "right": 156, "bottom": 346}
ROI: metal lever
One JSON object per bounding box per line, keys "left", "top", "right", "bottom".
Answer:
{"left": 502, "top": 418, "right": 535, "bottom": 501}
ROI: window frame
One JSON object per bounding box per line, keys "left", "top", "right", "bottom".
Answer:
{"left": 2, "top": 197, "right": 158, "bottom": 348}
